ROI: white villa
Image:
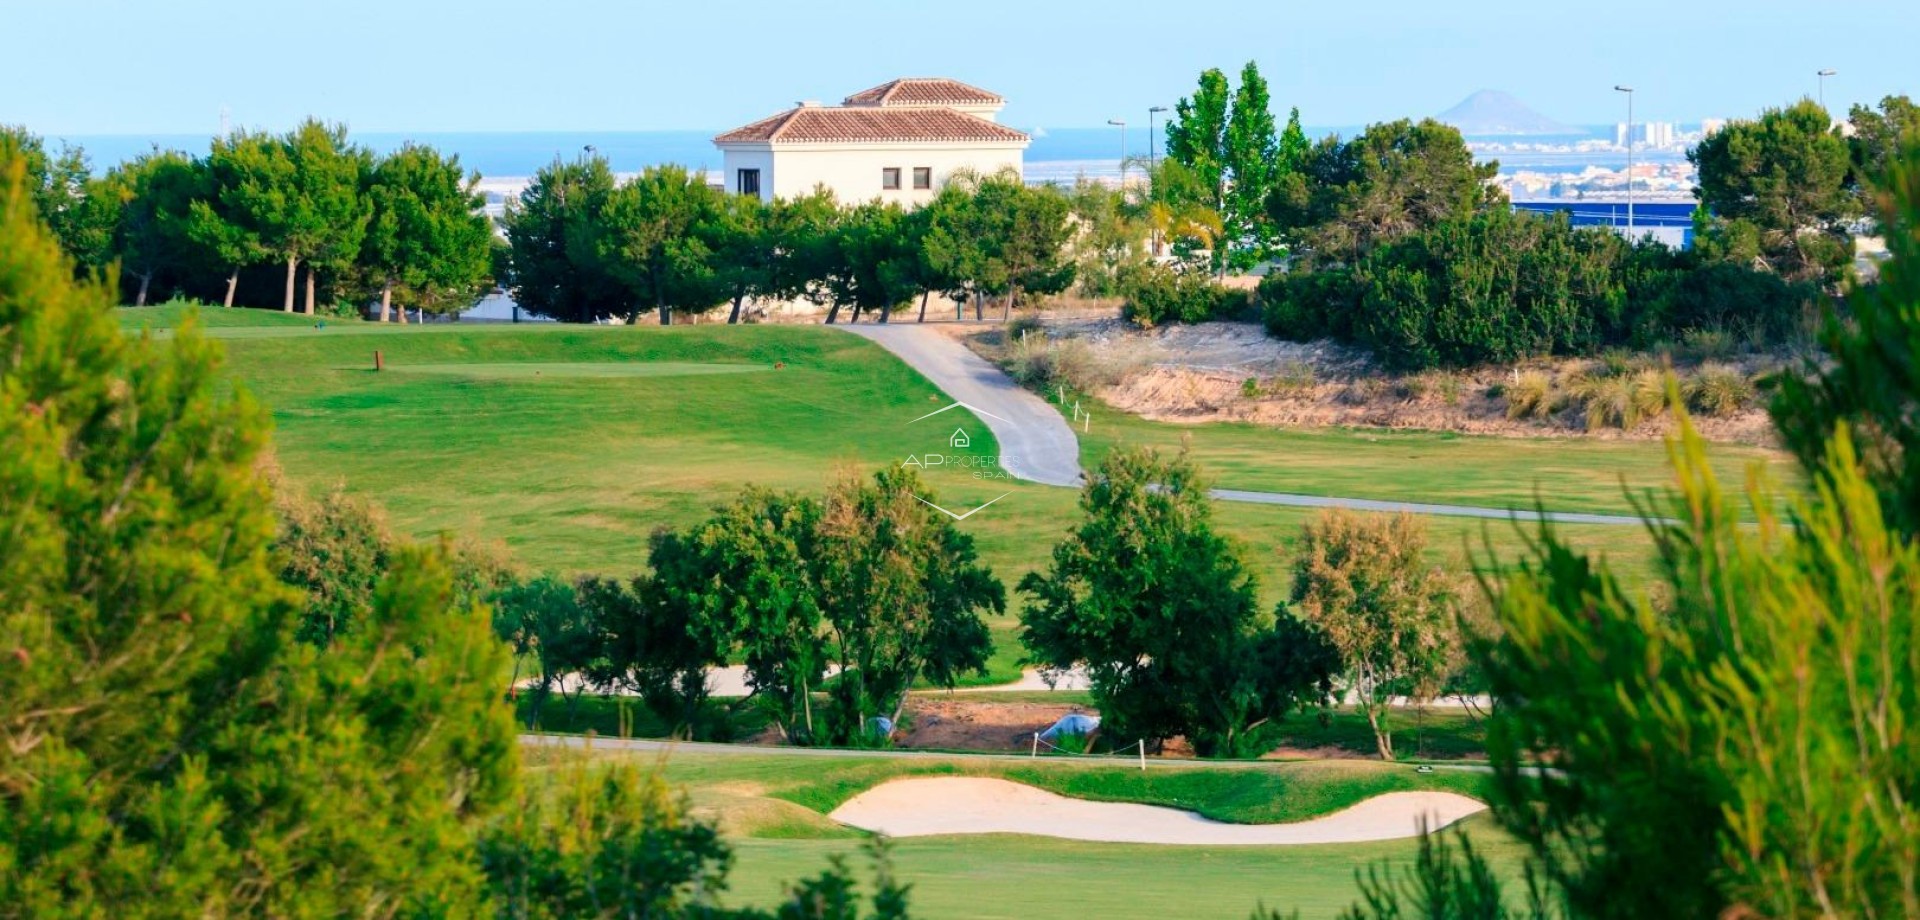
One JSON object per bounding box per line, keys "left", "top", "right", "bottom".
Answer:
{"left": 712, "top": 77, "right": 1030, "bottom": 205}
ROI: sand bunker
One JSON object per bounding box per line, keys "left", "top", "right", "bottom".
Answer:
{"left": 828, "top": 777, "right": 1485, "bottom": 845}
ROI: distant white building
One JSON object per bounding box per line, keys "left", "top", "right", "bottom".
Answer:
{"left": 1615, "top": 121, "right": 1678, "bottom": 149}
{"left": 712, "top": 78, "right": 1030, "bottom": 205}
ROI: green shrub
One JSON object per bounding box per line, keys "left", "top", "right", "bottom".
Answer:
{"left": 1636, "top": 259, "right": 1818, "bottom": 347}
{"left": 1686, "top": 363, "right": 1757, "bottom": 417}
{"left": 1240, "top": 377, "right": 1261, "bottom": 399}
{"left": 1121, "top": 264, "right": 1243, "bottom": 327}
{"left": 1259, "top": 268, "right": 1361, "bottom": 341}
{"left": 1260, "top": 209, "right": 1825, "bottom": 371}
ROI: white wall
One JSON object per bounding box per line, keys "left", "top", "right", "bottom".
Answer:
{"left": 721, "top": 142, "right": 1026, "bottom": 206}
{"left": 719, "top": 149, "right": 777, "bottom": 200}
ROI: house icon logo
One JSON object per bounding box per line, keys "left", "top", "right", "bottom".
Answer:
{"left": 949, "top": 428, "right": 971, "bottom": 449}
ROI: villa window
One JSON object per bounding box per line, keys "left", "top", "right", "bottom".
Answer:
{"left": 882, "top": 167, "right": 902, "bottom": 190}
{"left": 737, "top": 168, "right": 761, "bottom": 196}
{"left": 913, "top": 167, "right": 932, "bottom": 189}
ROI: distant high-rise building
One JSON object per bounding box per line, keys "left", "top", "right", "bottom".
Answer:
{"left": 1701, "top": 118, "right": 1728, "bottom": 136}
{"left": 1617, "top": 121, "right": 1679, "bottom": 149}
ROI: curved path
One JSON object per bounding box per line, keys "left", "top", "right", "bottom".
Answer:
{"left": 828, "top": 777, "right": 1485, "bottom": 845}
{"left": 839, "top": 324, "right": 1657, "bottom": 527}
{"left": 839, "top": 324, "right": 1083, "bottom": 487}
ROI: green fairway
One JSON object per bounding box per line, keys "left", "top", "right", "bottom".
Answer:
{"left": 121, "top": 304, "right": 1679, "bottom": 613}
{"left": 722, "top": 827, "right": 1522, "bottom": 920}
{"left": 1080, "top": 400, "right": 1794, "bottom": 521}
{"left": 382, "top": 360, "right": 772, "bottom": 378}
{"left": 540, "top": 748, "right": 1518, "bottom": 920}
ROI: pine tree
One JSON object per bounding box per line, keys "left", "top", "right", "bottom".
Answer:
{"left": 0, "top": 141, "right": 516, "bottom": 917}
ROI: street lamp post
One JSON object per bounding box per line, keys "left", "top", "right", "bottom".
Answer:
{"left": 1817, "top": 69, "right": 1837, "bottom": 109}
{"left": 1614, "top": 85, "right": 1635, "bottom": 240}
{"left": 1107, "top": 119, "right": 1128, "bottom": 186}
{"left": 1148, "top": 106, "right": 1168, "bottom": 167}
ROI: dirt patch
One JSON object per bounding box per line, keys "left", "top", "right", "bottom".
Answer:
{"left": 897, "top": 698, "right": 1095, "bottom": 752}
{"left": 966, "top": 312, "right": 1787, "bottom": 445}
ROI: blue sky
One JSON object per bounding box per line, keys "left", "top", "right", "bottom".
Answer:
{"left": 5, "top": 0, "right": 1915, "bottom": 136}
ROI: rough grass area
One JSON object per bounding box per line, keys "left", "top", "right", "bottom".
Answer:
{"left": 524, "top": 748, "right": 1518, "bottom": 919}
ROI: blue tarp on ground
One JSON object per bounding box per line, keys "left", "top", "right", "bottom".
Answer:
{"left": 1039, "top": 713, "right": 1100, "bottom": 740}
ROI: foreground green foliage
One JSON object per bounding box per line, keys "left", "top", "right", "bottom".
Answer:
{"left": 1336, "top": 143, "right": 1920, "bottom": 920}
{"left": 0, "top": 152, "right": 517, "bottom": 913}
{"left": 1118, "top": 261, "right": 1249, "bottom": 326}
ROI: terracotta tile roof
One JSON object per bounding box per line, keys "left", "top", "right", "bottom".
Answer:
{"left": 842, "top": 78, "right": 1004, "bottom": 108}
{"left": 713, "top": 106, "right": 1029, "bottom": 145}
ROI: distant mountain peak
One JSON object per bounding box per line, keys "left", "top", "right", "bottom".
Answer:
{"left": 1438, "top": 90, "right": 1574, "bottom": 135}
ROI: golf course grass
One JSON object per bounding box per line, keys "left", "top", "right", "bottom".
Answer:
{"left": 120, "top": 304, "right": 1597, "bottom": 917}
{"left": 1078, "top": 392, "right": 1794, "bottom": 521}
{"left": 120, "top": 305, "right": 1724, "bottom": 680}
{"left": 533, "top": 746, "right": 1518, "bottom": 919}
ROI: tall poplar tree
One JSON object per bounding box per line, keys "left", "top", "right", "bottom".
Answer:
{"left": 1166, "top": 63, "right": 1297, "bottom": 272}
{"left": 1165, "top": 68, "right": 1233, "bottom": 215}
{"left": 1223, "top": 62, "right": 1280, "bottom": 270}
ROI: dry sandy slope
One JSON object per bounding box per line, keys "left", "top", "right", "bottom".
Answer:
{"left": 828, "top": 777, "right": 1486, "bottom": 845}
